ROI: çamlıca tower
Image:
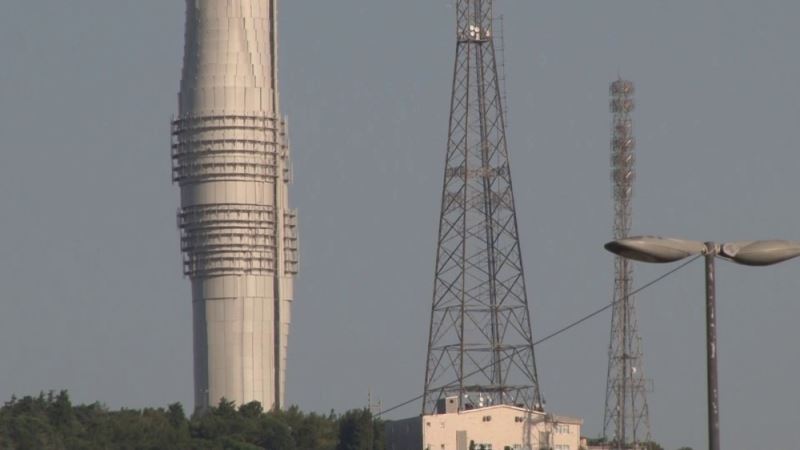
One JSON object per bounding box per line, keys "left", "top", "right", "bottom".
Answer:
{"left": 171, "top": 0, "right": 298, "bottom": 411}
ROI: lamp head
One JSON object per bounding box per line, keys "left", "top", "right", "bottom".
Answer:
{"left": 605, "top": 236, "right": 706, "bottom": 263}
{"left": 719, "top": 240, "right": 800, "bottom": 266}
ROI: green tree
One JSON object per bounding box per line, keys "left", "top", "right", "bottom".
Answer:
{"left": 276, "top": 406, "right": 338, "bottom": 450}
{"left": 371, "top": 415, "right": 385, "bottom": 450}
{"left": 8, "top": 415, "right": 62, "bottom": 450}
{"left": 239, "top": 401, "right": 264, "bottom": 419}
{"left": 191, "top": 398, "right": 246, "bottom": 442}
{"left": 167, "top": 402, "right": 188, "bottom": 428}
{"left": 0, "top": 391, "right": 394, "bottom": 450}
{"left": 337, "top": 409, "right": 374, "bottom": 450}
{"left": 47, "top": 391, "right": 74, "bottom": 429}
{"left": 255, "top": 415, "right": 296, "bottom": 450}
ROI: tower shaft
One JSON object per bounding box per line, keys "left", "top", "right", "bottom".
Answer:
{"left": 422, "top": 0, "right": 542, "bottom": 415}
{"left": 172, "top": 0, "right": 298, "bottom": 412}
{"left": 603, "top": 79, "right": 651, "bottom": 448}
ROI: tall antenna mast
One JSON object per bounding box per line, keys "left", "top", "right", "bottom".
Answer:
{"left": 422, "top": 0, "right": 543, "bottom": 414}
{"left": 603, "top": 79, "right": 652, "bottom": 448}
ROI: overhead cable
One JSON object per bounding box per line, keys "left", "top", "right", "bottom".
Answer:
{"left": 376, "top": 254, "right": 702, "bottom": 418}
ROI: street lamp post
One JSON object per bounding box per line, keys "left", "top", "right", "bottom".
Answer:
{"left": 702, "top": 242, "right": 719, "bottom": 450}
{"left": 604, "top": 236, "right": 800, "bottom": 450}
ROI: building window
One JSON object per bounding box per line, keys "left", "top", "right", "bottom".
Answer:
{"left": 554, "top": 445, "right": 570, "bottom": 450}
{"left": 538, "top": 431, "right": 551, "bottom": 447}
{"left": 555, "top": 423, "right": 570, "bottom": 434}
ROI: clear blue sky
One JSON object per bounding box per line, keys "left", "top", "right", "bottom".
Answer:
{"left": 1, "top": 1, "right": 799, "bottom": 449}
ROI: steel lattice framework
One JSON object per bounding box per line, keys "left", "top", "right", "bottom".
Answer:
{"left": 603, "top": 79, "right": 652, "bottom": 449}
{"left": 422, "top": 0, "right": 543, "bottom": 415}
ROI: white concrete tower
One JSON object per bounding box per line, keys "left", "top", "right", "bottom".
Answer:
{"left": 171, "top": 0, "right": 297, "bottom": 412}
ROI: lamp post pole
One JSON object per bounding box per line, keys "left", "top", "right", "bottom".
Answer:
{"left": 604, "top": 236, "right": 800, "bottom": 450}
{"left": 703, "top": 242, "right": 720, "bottom": 450}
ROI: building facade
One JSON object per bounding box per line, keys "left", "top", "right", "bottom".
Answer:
{"left": 386, "top": 405, "right": 582, "bottom": 450}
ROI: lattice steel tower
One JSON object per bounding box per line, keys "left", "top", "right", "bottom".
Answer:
{"left": 603, "top": 79, "right": 651, "bottom": 448}
{"left": 422, "top": 0, "right": 543, "bottom": 415}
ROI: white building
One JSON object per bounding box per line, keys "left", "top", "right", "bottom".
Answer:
{"left": 386, "top": 403, "right": 583, "bottom": 450}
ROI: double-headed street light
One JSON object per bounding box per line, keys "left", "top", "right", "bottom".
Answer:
{"left": 604, "top": 236, "right": 800, "bottom": 450}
